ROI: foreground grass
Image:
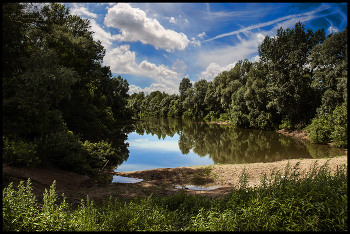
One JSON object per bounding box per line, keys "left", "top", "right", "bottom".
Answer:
{"left": 3, "top": 160, "right": 347, "bottom": 231}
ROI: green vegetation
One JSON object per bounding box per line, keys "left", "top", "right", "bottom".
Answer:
{"left": 128, "top": 23, "right": 347, "bottom": 148}
{"left": 3, "top": 161, "right": 347, "bottom": 231}
{"left": 2, "top": 3, "right": 132, "bottom": 174}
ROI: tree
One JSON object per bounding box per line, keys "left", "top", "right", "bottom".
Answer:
{"left": 258, "top": 22, "right": 326, "bottom": 128}
{"left": 192, "top": 79, "right": 209, "bottom": 117}
{"left": 2, "top": 3, "right": 132, "bottom": 173}
{"left": 179, "top": 77, "right": 192, "bottom": 101}
{"left": 309, "top": 27, "right": 348, "bottom": 116}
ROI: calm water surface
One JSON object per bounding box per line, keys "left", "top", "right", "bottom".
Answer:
{"left": 114, "top": 118, "right": 346, "bottom": 172}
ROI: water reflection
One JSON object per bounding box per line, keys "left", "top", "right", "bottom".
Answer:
{"left": 131, "top": 118, "right": 345, "bottom": 165}
{"left": 112, "top": 175, "right": 143, "bottom": 183}
{"left": 175, "top": 184, "right": 222, "bottom": 191}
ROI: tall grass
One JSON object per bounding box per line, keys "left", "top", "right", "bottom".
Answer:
{"left": 3, "top": 160, "right": 347, "bottom": 231}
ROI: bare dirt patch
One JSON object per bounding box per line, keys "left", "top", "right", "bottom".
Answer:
{"left": 3, "top": 156, "right": 347, "bottom": 203}
{"left": 277, "top": 128, "right": 310, "bottom": 143}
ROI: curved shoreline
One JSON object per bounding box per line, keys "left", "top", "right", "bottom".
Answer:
{"left": 3, "top": 156, "right": 347, "bottom": 202}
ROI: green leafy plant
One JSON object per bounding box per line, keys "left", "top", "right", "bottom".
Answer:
{"left": 2, "top": 136, "right": 40, "bottom": 167}
{"left": 3, "top": 161, "right": 346, "bottom": 231}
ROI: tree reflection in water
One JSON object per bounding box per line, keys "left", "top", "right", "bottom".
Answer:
{"left": 132, "top": 118, "right": 346, "bottom": 165}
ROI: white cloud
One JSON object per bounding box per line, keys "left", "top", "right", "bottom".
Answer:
{"left": 69, "top": 3, "right": 98, "bottom": 18}
{"left": 190, "top": 38, "right": 201, "bottom": 47}
{"left": 203, "top": 3, "right": 332, "bottom": 42}
{"left": 104, "top": 3, "right": 190, "bottom": 51}
{"left": 327, "top": 26, "right": 340, "bottom": 34}
{"left": 324, "top": 17, "right": 340, "bottom": 34}
{"left": 104, "top": 44, "right": 139, "bottom": 74}
{"left": 165, "top": 16, "right": 177, "bottom": 24}
{"left": 89, "top": 19, "right": 118, "bottom": 50}
{"left": 251, "top": 55, "right": 260, "bottom": 63}
{"left": 197, "top": 32, "right": 206, "bottom": 38}
{"left": 198, "top": 62, "right": 236, "bottom": 81}
{"left": 138, "top": 61, "right": 179, "bottom": 89}
{"left": 129, "top": 83, "right": 179, "bottom": 95}
{"left": 197, "top": 32, "right": 265, "bottom": 69}
{"left": 103, "top": 44, "right": 181, "bottom": 94}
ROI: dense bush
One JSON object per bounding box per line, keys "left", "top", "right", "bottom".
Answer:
{"left": 305, "top": 114, "right": 333, "bottom": 144}
{"left": 305, "top": 104, "right": 347, "bottom": 148}
{"left": 3, "top": 160, "right": 347, "bottom": 231}
{"left": 35, "top": 131, "right": 91, "bottom": 174}
{"left": 82, "top": 140, "right": 122, "bottom": 170}
{"left": 330, "top": 105, "right": 347, "bottom": 147}
{"left": 2, "top": 136, "right": 40, "bottom": 167}
{"left": 3, "top": 131, "right": 125, "bottom": 176}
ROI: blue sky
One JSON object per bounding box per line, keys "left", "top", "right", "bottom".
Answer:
{"left": 63, "top": 2, "right": 347, "bottom": 95}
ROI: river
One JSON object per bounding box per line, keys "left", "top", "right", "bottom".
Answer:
{"left": 114, "top": 117, "right": 346, "bottom": 172}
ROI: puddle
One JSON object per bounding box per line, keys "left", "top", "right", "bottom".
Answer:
{"left": 175, "top": 184, "right": 222, "bottom": 191}
{"left": 112, "top": 175, "right": 143, "bottom": 183}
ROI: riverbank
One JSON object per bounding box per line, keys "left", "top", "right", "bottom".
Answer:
{"left": 277, "top": 128, "right": 310, "bottom": 142}
{"left": 3, "top": 156, "right": 347, "bottom": 203}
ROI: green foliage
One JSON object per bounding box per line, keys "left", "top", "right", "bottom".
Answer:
{"left": 179, "top": 77, "right": 193, "bottom": 101}
{"left": 35, "top": 131, "right": 91, "bottom": 174}
{"left": 82, "top": 140, "right": 123, "bottom": 169}
{"left": 330, "top": 105, "right": 347, "bottom": 147}
{"left": 305, "top": 114, "right": 333, "bottom": 145}
{"left": 279, "top": 117, "right": 294, "bottom": 130}
{"left": 2, "top": 137, "right": 40, "bottom": 167}
{"left": 2, "top": 3, "right": 131, "bottom": 174}
{"left": 3, "top": 162, "right": 347, "bottom": 231}
{"left": 306, "top": 104, "right": 347, "bottom": 147}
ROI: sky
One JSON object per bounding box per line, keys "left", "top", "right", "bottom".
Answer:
{"left": 62, "top": 2, "right": 347, "bottom": 95}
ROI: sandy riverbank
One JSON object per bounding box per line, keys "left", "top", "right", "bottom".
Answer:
{"left": 3, "top": 156, "right": 347, "bottom": 203}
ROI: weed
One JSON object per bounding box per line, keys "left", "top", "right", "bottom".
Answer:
{"left": 3, "top": 161, "right": 347, "bottom": 231}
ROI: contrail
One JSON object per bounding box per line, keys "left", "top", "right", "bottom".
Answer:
{"left": 203, "top": 3, "right": 331, "bottom": 42}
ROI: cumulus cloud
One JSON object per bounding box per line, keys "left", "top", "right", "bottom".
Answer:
{"left": 138, "top": 61, "right": 179, "bottom": 89}
{"left": 198, "top": 62, "right": 237, "bottom": 81}
{"left": 69, "top": 3, "right": 98, "bottom": 18}
{"left": 129, "top": 83, "right": 179, "bottom": 95}
{"left": 104, "top": 3, "right": 190, "bottom": 51}
{"left": 89, "top": 19, "right": 118, "bottom": 49}
{"left": 103, "top": 44, "right": 181, "bottom": 93}
{"left": 103, "top": 44, "right": 139, "bottom": 74}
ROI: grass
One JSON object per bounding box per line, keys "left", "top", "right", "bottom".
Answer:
{"left": 2, "top": 160, "right": 347, "bottom": 231}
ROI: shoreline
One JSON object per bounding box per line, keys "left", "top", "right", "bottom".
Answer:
{"left": 3, "top": 155, "right": 347, "bottom": 202}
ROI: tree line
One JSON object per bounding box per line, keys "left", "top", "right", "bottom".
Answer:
{"left": 128, "top": 22, "right": 347, "bottom": 148}
{"left": 3, "top": 3, "right": 132, "bottom": 174}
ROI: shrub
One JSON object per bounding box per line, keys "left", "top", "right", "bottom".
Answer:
{"left": 35, "top": 131, "right": 91, "bottom": 174}
{"left": 305, "top": 114, "right": 333, "bottom": 144}
{"left": 82, "top": 140, "right": 123, "bottom": 169}
{"left": 279, "top": 117, "right": 293, "bottom": 130}
{"left": 305, "top": 104, "right": 347, "bottom": 147}
{"left": 2, "top": 136, "right": 40, "bottom": 167}
{"left": 330, "top": 105, "right": 347, "bottom": 148}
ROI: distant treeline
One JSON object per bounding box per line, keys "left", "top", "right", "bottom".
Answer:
{"left": 3, "top": 3, "right": 132, "bottom": 174}
{"left": 128, "top": 22, "right": 347, "bottom": 148}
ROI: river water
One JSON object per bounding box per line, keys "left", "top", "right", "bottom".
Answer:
{"left": 114, "top": 117, "right": 346, "bottom": 172}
